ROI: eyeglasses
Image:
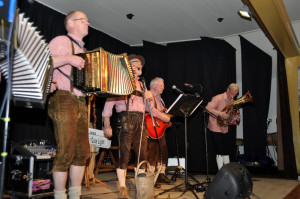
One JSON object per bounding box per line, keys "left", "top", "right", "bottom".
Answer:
{"left": 130, "top": 61, "right": 142, "bottom": 65}
{"left": 72, "top": 18, "right": 89, "bottom": 23}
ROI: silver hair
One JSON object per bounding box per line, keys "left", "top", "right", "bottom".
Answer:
{"left": 228, "top": 83, "right": 239, "bottom": 91}
{"left": 150, "top": 77, "right": 164, "bottom": 88}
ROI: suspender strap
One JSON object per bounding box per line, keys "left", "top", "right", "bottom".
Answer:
{"left": 57, "top": 35, "right": 76, "bottom": 92}
{"left": 126, "top": 95, "right": 130, "bottom": 112}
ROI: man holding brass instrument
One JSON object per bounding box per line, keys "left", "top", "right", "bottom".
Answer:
{"left": 205, "top": 83, "right": 239, "bottom": 170}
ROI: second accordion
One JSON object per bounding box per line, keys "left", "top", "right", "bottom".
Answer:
{"left": 73, "top": 48, "right": 136, "bottom": 96}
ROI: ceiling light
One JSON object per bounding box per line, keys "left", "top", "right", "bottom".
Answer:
{"left": 238, "top": 5, "right": 252, "bottom": 21}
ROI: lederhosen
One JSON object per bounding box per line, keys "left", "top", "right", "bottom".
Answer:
{"left": 147, "top": 96, "right": 168, "bottom": 166}
{"left": 116, "top": 86, "right": 148, "bottom": 169}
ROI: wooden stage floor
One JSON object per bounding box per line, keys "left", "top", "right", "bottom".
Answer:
{"left": 81, "top": 170, "right": 299, "bottom": 199}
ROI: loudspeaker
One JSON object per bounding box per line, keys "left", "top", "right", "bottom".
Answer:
{"left": 5, "top": 155, "right": 54, "bottom": 198}
{"left": 204, "top": 162, "right": 253, "bottom": 199}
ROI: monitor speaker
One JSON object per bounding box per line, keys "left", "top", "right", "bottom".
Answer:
{"left": 204, "top": 162, "right": 253, "bottom": 199}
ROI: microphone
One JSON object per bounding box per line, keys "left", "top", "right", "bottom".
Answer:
{"left": 172, "top": 85, "right": 185, "bottom": 94}
{"left": 139, "top": 76, "right": 147, "bottom": 91}
{"left": 184, "top": 83, "right": 193, "bottom": 88}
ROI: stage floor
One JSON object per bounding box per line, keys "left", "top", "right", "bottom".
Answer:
{"left": 81, "top": 170, "right": 299, "bottom": 199}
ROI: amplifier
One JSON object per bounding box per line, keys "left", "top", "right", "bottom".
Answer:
{"left": 12, "top": 143, "right": 56, "bottom": 160}
{"left": 5, "top": 155, "right": 54, "bottom": 198}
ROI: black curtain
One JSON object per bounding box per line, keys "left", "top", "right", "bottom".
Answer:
{"left": 277, "top": 51, "right": 297, "bottom": 178}
{"left": 240, "top": 36, "right": 272, "bottom": 155}
{"left": 142, "top": 41, "right": 168, "bottom": 87}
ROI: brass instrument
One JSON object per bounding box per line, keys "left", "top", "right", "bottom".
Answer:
{"left": 217, "top": 91, "right": 253, "bottom": 127}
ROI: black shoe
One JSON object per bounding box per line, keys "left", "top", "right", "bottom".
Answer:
{"left": 157, "top": 174, "right": 172, "bottom": 184}
{"left": 154, "top": 182, "right": 161, "bottom": 188}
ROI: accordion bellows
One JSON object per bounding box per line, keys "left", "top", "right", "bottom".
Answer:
{"left": 0, "top": 13, "right": 52, "bottom": 109}
{"left": 73, "top": 48, "right": 136, "bottom": 96}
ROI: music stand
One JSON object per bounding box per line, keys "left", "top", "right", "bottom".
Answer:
{"left": 157, "top": 94, "right": 203, "bottom": 199}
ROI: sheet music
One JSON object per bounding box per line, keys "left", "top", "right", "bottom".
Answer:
{"left": 166, "top": 94, "right": 203, "bottom": 117}
{"left": 190, "top": 98, "right": 203, "bottom": 116}
{"left": 166, "top": 94, "right": 183, "bottom": 114}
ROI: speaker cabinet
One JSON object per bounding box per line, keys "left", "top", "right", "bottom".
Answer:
{"left": 5, "top": 155, "right": 54, "bottom": 198}
{"left": 204, "top": 162, "right": 253, "bottom": 199}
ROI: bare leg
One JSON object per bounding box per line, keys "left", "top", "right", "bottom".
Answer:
{"left": 69, "top": 165, "right": 85, "bottom": 187}
{"left": 53, "top": 171, "right": 68, "bottom": 190}
{"left": 53, "top": 171, "right": 68, "bottom": 199}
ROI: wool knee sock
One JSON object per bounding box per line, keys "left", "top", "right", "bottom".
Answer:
{"left": 223, "top": 155, "right": 230, "bottom": 164}
{"left": 216, "top": 155, "right": 224, "bottom": 170}
{"left": 54, "top": 189, "right": 67, "bottom": 199}
{"left": 68, "top": 186, "right": 81, "bottom": 199}
{"left": 117, "top": 168, "right": 127, "bottom": 188}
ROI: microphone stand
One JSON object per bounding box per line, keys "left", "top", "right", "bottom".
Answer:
{"left": 201, "top": 109, "right": 211, "bottom": 187}
{"left": 157, "top": 93, "right": 202, "bottom": 199}
{"left": 170, "top": 122, "right": 183, "bottom": 182}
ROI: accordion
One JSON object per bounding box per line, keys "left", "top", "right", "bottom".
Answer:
{"left": 0, "top": 13, "right": 52, "bottom": 109}
{"left": 73, "top": 48, "right": 136, "bottom": 96}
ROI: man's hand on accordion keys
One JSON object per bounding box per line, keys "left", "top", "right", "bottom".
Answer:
{"left": 70, "top": 55, "right": 85, "bottom": 70}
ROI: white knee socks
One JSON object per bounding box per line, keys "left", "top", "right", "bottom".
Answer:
{"left": 223, "top": 155, "right": 230, "bottom": 164}
{"left": 68, "top": 186, "right": 81, "bottom": 199}
{"left": 216, "top": 155, "right": 223, "bottom": 170}
{"left": 216, "top": 155, "right": 230, "bottom": 170}
{"left": 117, "top": 168, "right": 127, "bottom": 188}
{"left": 54, "top": 189, "right": 67, "bottom": 199}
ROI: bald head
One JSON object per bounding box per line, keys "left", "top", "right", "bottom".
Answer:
{"left": 64, "top": 11, "right": 89, "bottom": 39}
{"left": 65, "top": 11, "right": 79, "bottom": 30}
